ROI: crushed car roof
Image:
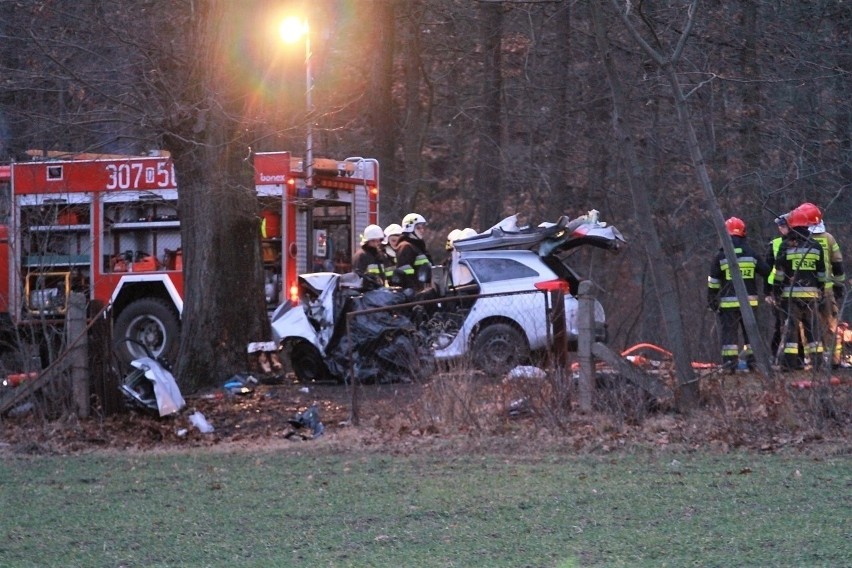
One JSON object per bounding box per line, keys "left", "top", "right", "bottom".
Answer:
{"left": 452, "top": 211, "right": 625, "bottom": 255}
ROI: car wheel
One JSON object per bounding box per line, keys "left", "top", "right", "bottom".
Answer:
{"left": 288, "top": 340, "right": 330, "bottom": 383}
{"left": 472, "top": 322, "right": 529, "bottom": 375}
{"left": 113, "top": 298, "right": 180, "bottom": 366}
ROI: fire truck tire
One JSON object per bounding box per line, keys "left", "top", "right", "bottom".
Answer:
{"left": 472, "top": 322, "right": 529, "bottom": 375}
{"left": 114, "top": 298, "right": 180, "bottom": 365}
{"left": 288, "top": 340, "right": 330, "bottom": 383}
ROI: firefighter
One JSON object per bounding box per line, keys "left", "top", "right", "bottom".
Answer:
{"left": 447, "top": 228, "right": 478, "bottom": 287}
{"left": 443, "top": 229, "right": 463, "bottom": 266}
{"left": 795, "top": 202, "right": 847, "bottom": 368}
{"left": 396, "top": 213, "right": 434, "bottom": 292}
{"left": 445, "top": 229, "right": 463, "bottom": 253}
{"left": 352, "top": 224, "right": 386, "bottom": 291}
{"left": 772, "top": 208, "right": 828, "bottom": 371}
{"left": 382, "top": 223, "right": 403, "bottom": 285}
{"left": 708, "top": 217, "right": 771, "bottom": 372}
{"left": 765, "top": 214, "right": 803, "bottom": 366}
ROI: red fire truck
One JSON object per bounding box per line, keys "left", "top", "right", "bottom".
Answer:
{"left": 253, "top": 151, "right": 379, "bottom": 311}
{"left": 0, "top": 151, "right": 183, "bottom": 366}
{"left": 0, "top": 150, "right": 378, "bottom": 366}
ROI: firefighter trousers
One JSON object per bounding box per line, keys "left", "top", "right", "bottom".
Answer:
{"left": 717, "top": 308, "right": 755, "bottom": 368}
{"left": 780, "top": 298, "right": 824, "bottom": 370}
{"left": 771, "top": 302, "right": 803, "bottom": 366}
{"left": 819, "top": 293, "right": 841, "bottom": 366}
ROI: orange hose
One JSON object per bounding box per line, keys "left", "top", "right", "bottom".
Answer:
{"left": 620, "top": 343, "right": 673, "bottom": 358}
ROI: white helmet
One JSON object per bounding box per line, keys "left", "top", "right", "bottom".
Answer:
{"left": 402, "top": 213, "right": 427, "bottom": 233}
{"left": 361, "top": 224, "right": 384, "bottom": 244}
{"left": 460, "top": 227, "right": 478, "bottom": 239}
{"left": 445, "top": 229, "right": 463, "bottom": 251}
{"left": 382, "top": 223, "right": 403, "bottom": 244}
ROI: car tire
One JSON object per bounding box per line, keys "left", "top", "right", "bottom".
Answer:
{"left": 472, "top": 322, "right": 529, "bottom": 375}
{"left": 288, "top": 340, "right": 330, "bottom": 383}
{"left": 113, "top": 298, "right": 180, "bottom": 366}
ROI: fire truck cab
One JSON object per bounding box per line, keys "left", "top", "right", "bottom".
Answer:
{"left": 254, "top": 151, "right": 379, "bottom": 310}
{"left": 0, "top": 150, "right": 378, "bottom": 369}
{"left": 0, "top": 152, "right": 183, "bottom": 365}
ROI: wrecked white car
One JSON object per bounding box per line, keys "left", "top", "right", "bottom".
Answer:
{"left": 271, "top": 212, "right": 624, "bottom": 382}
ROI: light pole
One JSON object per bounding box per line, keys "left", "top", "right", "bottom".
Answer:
{"left": 279, "top": 16, "right": 313, "bottom": 194}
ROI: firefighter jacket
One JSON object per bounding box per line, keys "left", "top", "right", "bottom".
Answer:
{"left": 383, "top": 244, "right": 398, "bottom": 282}
{"left": 765, "top": 236, "right": 784, "bottom": 288}
{"left": 707, "top": 235, "right": 771, "bottom": 310}
{"left": 352, "top": 243, "right": 385, "bottom": 291}
{"left": 810, "top": 229, "right": 846, "bottom": 291}
{"left": 396, "top": 233, "right": 433, "bottom": 291}
{"left": 772, "top": 229, "right": 827, "bottom": 300}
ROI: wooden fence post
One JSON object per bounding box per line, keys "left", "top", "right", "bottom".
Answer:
{"left": 67, "top": 292, "right": 89, "bottom": 418}
{"left": 577, "top": 281, "right": 594, "bottom": 412}
{"left": 88, "top": 300, "right": 122, "bottom": 416}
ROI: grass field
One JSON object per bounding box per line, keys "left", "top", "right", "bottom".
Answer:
{"left": 0, "top": 446, "right": 849, "bottom": 567}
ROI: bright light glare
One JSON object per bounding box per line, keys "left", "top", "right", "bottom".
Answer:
{"left": 279, "top": 17, "right": 308, "bottom": 44}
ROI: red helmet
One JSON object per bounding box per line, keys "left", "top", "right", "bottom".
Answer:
{"left": 786, "top": 207, "right": 811, "bottom": 229}
{"left": 795, "top": 202, "right": 822, "bottom": 225}
{"left": 725, "top": 217, "right": 746, "bottom": 237}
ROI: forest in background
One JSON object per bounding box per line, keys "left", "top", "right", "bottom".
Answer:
{"left": 0, "top": 0, "right": 849, "bottom": 384}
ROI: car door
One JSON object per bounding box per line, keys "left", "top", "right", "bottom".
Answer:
{"left": 460, "top": 253, "right": 555, "bottom": 351}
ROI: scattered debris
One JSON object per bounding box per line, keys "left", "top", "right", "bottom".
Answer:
{"left": 507, "top": 397, "right": 531, "bottom": 417}
{"left": 286, "top": 403, "right": 324, "bottom": 439}
{"left": 223, "top": 373, "right": 259, "bottom": 396}
{"left": 506, "top": 366, "right": 547, "bottom": 381}
{"left": 7, "top": 401, "right": 34, "bottom": 417}
{"left": 791, "top": 377, "right": 842, "bottom": 389}
{"left": 188, "top": 410, "right": 214, "bottom": 433}
{"left": 120, "top": 357, "right": 186, "bottom": 417}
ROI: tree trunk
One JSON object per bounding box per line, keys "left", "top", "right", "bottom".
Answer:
{"left": 549, "top": 3, "right": 578, "bottom": 217}
{"left": 399, "top": 0, "right": 428, "bottom": 214}
{"left": 369, "top": 1, "right": 399, "bottom": 220}
{"left": 608, "top": 0, "right": 774, "bottom": 382}
{"left": 474, "top": 2, "right": 504, "bottom": 227}
{"left": 591, "top": 2, "right": 699, "bottom": 409}
{"left": 165, "top": 1, "right": 270, "bottom": 392}
{"left": 739, "top": 1, "right": 762, "bottom": 169}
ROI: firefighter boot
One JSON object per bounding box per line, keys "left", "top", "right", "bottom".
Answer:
{"left": 782, "top": 353, "right": 800, "bottom": 372}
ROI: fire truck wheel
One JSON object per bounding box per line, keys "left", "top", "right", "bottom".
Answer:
{"left": 472, "top": 322, "right": 529, "bottom": 375}
{"left": 114, "top": 298, "right": 180, "bottom": 365}
{"left": 288, "top": 340, "right": 330, "bottom": 383}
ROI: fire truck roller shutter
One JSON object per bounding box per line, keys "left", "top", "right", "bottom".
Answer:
{"left": 113, "top": 297, "right": 180, "bottom": 366}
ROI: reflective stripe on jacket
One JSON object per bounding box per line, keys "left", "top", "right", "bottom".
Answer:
{"left": 773, "top": 238, "right": 826, "bottom": 299}
{"left": 811, "top": 232, "right": 846, "bottom": 287}
{"left": 767, "top": 237, "right": 782, "bottom": 286}
{"left": 708, "top": 237, "right": 771, "bottom": 309}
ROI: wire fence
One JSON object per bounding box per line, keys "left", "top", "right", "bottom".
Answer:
{"left": 335, "top": 288, "right": 584, "bottom": 424}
